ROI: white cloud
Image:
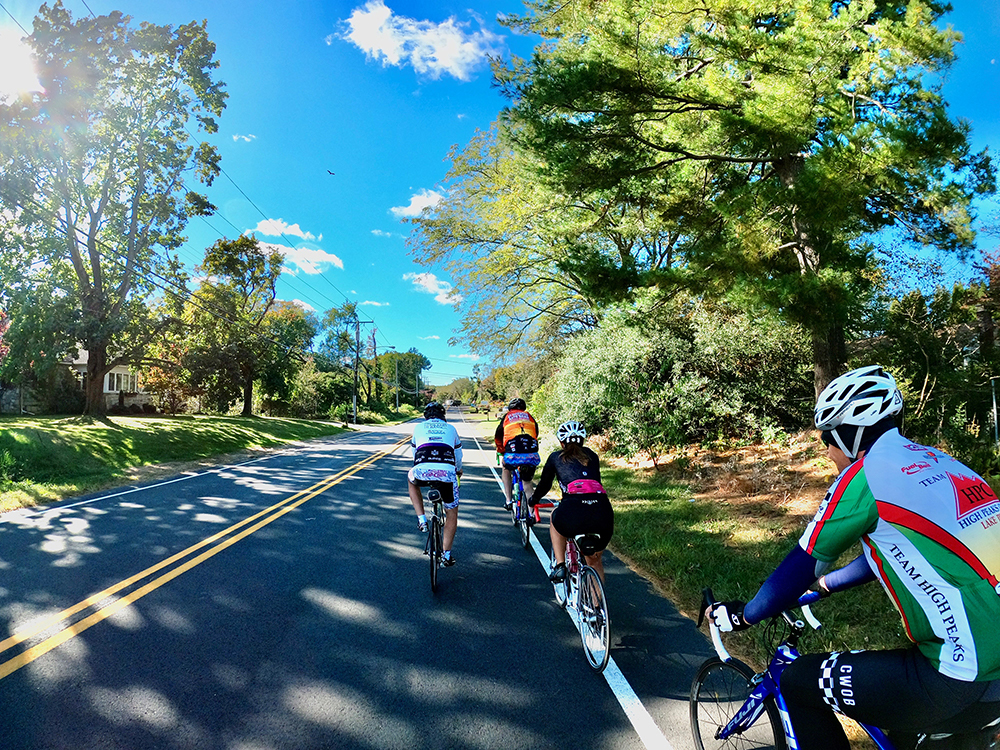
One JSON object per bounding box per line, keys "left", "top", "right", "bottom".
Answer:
{"left": 371, "top": 229, "right": 395, "bottom": 237}
{"left": 404, "top": 272, "right": 463, "bottom": 305}
{"left": 340, "top": 0, "right": 501, "bottom": 81}
{"left": 390, "top": 189, "right": 443, "bottom": 218}
{"left": 254, "top": 219, "right": 318, "bottom": 241}
{"left": 232, "top": 133, "right": 256, "bottom": 143}
{"left": 449, "top": 354, "right": 480, "bottom": 361}
{"left": 419, "top": 335, "right": 440, "bottom": 340}
{"left": 361, "top": 300, "right": 390, "bottom": 307}
{"left": 290, "top": 299, "right": 317, "bottom": 312}
{"left": 260, "top": 242, "right": 344, "bottom": 275}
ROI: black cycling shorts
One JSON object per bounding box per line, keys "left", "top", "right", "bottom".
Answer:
{"left": 410, "top": 479, "right": 456, "bottom": 508}
{"left": 780, "top": 648, "right": 1000, "bottom": 750}
{"left": 550, "top": 494, "right": 614, "bottom": 552}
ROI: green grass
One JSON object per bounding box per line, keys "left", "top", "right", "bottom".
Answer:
{"left": 603, "top": 466, "right": 910, "bottom": 669}
{"left": 0, "top": 414, "right": 348, "bottom": 511}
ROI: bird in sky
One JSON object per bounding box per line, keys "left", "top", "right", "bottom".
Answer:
{"left": 327, "top": 170, "right": 335, "bottom": 175}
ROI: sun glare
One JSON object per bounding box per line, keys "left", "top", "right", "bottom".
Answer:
{"left": 0, "top": 27, "right": 43, "bottom": 101}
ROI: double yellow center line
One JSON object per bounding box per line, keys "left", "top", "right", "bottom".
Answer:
{"left": 0, "top": 436, "right": 408, "bottom": 681}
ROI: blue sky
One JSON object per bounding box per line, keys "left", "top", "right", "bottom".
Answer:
{"left": 1, "top": 0, "right": 998, "bottom": 386}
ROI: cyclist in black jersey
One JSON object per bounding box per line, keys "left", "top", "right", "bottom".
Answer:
{"left": 529, "top": 421, "right": 614, "bottom": 584}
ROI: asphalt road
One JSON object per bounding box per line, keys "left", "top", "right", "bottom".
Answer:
{"left": 0, "top": 409, "right": 715, "bottom": 749}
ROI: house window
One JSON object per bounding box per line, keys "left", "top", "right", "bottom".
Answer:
{"left": 106, "top": 372, "right": 139, "bottom": 392}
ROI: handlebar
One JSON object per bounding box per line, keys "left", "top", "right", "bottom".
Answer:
{"left": 700, "top": 587, "right": 824, "bottom": 662}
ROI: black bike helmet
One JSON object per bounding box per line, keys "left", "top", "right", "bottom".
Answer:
{"left": 508, "top": 397, "right": 526, "bottom": 411}
{"left": 424, "top": 402, "right": 446, "bottom": 420}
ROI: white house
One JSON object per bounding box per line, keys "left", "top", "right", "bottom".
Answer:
{"left": 68, "top": 351, "right": 150, "bottom": 410}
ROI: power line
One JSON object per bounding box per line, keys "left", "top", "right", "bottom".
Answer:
{"left": 0, "top": 1, "right": 29, "bottom": 34}
{"left": 62, "top": 0, "right": 396, "bottom": 341}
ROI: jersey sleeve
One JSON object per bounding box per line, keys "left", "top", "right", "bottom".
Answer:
{"left": 799, "top": 461, "right": 879, "bottom": 563}
{"left": 530, "top": 452, "right": 557, "bottom": 503}
{"left": 453, "top": 430, "right": 463, "bottom": 470}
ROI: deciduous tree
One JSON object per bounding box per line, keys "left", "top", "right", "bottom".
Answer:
{"left": 185, "top": 235, "right": 283, "bottom": 415}
{"left": 0, "top": 1, "right": 226, "bottom": 413}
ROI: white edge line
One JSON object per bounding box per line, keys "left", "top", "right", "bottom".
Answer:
{"left": 464, "top": 412, "right": 674, "bottom": 750}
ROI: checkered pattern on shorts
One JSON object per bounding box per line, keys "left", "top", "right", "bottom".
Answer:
{"left": 819, "top": 652, "right": 843, "bottom": 714}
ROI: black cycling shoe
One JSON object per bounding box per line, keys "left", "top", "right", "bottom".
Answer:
{"left": 442, "top": 554, "right": 456, "bottom": 567}
{"left": 549, "top": 562, "right": 567, "bottom": 583}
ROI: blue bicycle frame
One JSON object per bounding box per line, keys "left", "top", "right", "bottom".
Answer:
{"left": 709, "top": 590, "right": 896, "bottom": 750}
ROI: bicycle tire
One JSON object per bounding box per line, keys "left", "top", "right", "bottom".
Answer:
{"left": 517, "top": 491, "right": 531, "bottom": 548}
{"left": 551, "top": 548, "right": 568, "bottom": 608}
{"left": 690, "top": 657, "right": 786, "bottom": 750}
{"left": 429, "top": 515, "right": 441, "bottom": 593}
{"left": 508, "top": 471, "right": 521, "bottom": 525}
{"left": 578, "top": 567, "right": 611, "bottom": 672}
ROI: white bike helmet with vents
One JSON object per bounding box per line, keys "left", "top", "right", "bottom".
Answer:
{"left": 815, "top": 366, "right": 902, "bottom": 458}
{"left": 556, "top": 420, "right": 587, "bottom": 444}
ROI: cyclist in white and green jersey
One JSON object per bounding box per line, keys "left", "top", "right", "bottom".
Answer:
{"left": 708, "top": 366, "right": 1000, "bottom": 749}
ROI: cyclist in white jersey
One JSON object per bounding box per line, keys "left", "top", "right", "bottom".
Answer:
{"left": 708, "top": 366, "right": 1000, "bottom": 749}
{"left": 408, "top": 402, "right": 463, "bottom": 566}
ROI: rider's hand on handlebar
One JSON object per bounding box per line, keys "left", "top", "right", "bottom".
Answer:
{"left": 709, "top": 600, "right": 752, "bottom": 632}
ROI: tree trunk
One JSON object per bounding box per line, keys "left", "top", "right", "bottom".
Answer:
{"left": 811, "top": 324, "right": 846, "bottom": 401}
{"left": 84, "top": 345, "right": 108, "bottom": 415}
{"left": 242, "top": 377, "right": 254, "bottom": 416}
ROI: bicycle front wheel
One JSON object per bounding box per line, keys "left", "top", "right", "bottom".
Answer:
{"left": 690, "top": 657, "right": 786, "bottom": 750}
{"left": 429, "top": 516, "right": 441, "bottom": 593}
{"left": 578, "top": 567, "right": 610, "bottom": 672}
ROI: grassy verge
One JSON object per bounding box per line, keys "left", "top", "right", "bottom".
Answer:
{"left": 603, "top": 464, "right": 909, "bottom": 670}
{"left": 0, "top": 414, "right": 348, "bottom": 512}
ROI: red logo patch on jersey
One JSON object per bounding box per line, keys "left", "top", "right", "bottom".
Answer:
{"left": 901, "top": 462, "right": 932, "bottom": 475}
{"left": 949, "top": 473, "right": 1000, "bottom": 520}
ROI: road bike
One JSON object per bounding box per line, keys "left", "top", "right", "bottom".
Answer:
{"left": 550, "top": 529, "right": 611, "bottom": 672}
{"left": 423, "top": 487, "right": 446, "bottom": 594}
{"left": 690, "top": 588, "right": 999, "bottom": 750}
{"left": 503, "top": 462, "right": 534, "bottom": 548}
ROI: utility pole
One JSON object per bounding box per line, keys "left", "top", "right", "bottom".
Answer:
{"left": 386, "top": 345, "right": 399, "bottom": 414}
{"left": 351, "top": 315, "right": 374, "bottom": 424}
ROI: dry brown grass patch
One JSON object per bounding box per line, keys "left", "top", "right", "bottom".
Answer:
{"left": 608, "top": 430, "right": 838, "bottom": 533}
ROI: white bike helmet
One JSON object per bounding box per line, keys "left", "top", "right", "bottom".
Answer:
{"left": 556, "top": 420, "right": 587, "bottom": 444}
{"left": 815, "top": 366, "right": 902, "bottom": 458}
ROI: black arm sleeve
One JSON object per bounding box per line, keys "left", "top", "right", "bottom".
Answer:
{"left": 530, "top": 452, "right": 558, "bottom": 504}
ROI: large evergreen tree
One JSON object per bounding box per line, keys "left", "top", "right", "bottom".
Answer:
{"left": 497, "top": 0, "right": 994, "bottom": 395}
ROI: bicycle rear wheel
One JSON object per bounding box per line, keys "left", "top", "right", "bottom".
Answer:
{"left": 429, "top": 515, "right": 441, "bottom": 593}
{"left": 517, "top": 491, "right": 531, "bottom": 548}
{"left": 690, "top": 657, "right": 786, "bottom": 750}
{"left": 508, "top": 471, "right": 521, "bottom": 525}
{"left": 551, "top": 548, "right": 568, "bottom": 608}
{"left": 578, "top": 567, "right": 610, "bottom": 672}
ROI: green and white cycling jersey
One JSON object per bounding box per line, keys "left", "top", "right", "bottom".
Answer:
{"left": 800, "top": 429, "right": 1000, "bottom": 682}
